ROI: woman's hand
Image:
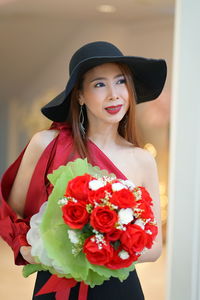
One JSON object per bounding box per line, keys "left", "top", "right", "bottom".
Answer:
{"left": 20, "top": 246, "right": 38, "bottom": 264}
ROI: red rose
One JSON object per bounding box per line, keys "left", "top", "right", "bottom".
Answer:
{"left": 65, "top": 174, "right": 93, "bottom": 202}
{"left": 83, "top": 235, "right": 113, "bottom": 265}
{"left": 106, "top": 229, "right": 122, "bottom": 242}
{"left": 136, "top": 201, "right": 154, "bottom": 219}
{"left": 145, "top": 223, "right": 158, "bottom": 248}
{"left": 90, "top": 206, "right": 118, "bottom": 233}
{"left": 62, "top": 201, "right": 89, "bottom": 229}
{"left": 138, "top": 186, "right": 153, "bottom": 205}
{"left": 106, "top": 247, "right": 138, "bottom": 269}
{"left": 110, "top": 189, "right": 136, "bottom": 208}
{"left": 88, "top": 184, "right": 112, "bottom": 205}
{"left": 120, "top": 224, "right": 147, "bottom": 254}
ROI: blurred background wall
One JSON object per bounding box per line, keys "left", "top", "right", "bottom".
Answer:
{"left": 0, "top": 0, "right": 174, "bottom": 299}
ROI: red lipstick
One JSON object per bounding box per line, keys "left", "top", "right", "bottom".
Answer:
{"left": 105, "top": 105, "right": 122, "bottom": 115}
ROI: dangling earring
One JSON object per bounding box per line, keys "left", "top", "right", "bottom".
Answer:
{"left": 79, "top": 104, "right": 85, "bottom": 136}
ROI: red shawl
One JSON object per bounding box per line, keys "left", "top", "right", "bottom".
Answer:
{"left": 0, "top": 122, "right": 127, "bottom": 265}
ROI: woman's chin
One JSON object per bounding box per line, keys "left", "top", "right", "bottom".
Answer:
{"left": 105, "top": 113, "right": 126, "bottom": 124}
{"left": 87, "top": 111, "right": 127, "bottom": 128}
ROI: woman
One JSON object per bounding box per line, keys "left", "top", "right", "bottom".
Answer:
{"left": 0, "top": 41, "right": 167, "bottom": 299}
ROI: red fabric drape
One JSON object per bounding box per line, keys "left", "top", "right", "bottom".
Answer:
{"left": 0, "top": 121, "right": 126, "bottom": 266}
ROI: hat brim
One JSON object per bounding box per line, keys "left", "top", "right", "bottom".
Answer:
{"left": 41, "top": 56, "right": 167, "bottom": 122}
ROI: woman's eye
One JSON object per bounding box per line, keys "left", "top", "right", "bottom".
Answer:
{"left": 117, "top": 78, "right": 126, "bottom": 84}
{"left": 94, "top": 82, "right": 105, "bottom": 88}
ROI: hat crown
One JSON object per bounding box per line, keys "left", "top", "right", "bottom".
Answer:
{"left": 69, "top": 41, "right": 124, "bottom": 75}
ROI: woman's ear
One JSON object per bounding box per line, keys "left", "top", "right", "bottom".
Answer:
{"left": 78, "top": 93, "right": 85, "bottom": 105}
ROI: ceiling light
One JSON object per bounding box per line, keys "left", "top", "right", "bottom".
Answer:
{"left": 97, "top": 4, "right": 116, "bottom": 13}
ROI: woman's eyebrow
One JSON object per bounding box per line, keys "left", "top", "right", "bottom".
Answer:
{"left": 89, "top": 74, "right": 124, "bottom": 83}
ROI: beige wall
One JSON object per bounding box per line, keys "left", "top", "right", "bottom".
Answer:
{"left": 0, "top": 8, "right": 173, "bottom": 300}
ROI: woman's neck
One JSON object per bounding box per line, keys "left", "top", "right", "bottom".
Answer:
{"left": 87, "top": 123, "right": 121, "bottom": 150}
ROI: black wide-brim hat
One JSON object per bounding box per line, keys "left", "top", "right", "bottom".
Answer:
{"left": 41, "top": 41, "right": 167, "bottom": 122}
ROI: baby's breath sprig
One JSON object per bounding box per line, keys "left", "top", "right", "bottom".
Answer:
{"left": 115, "top": 222, "right": 126, "bottom": 231}
{"left": 71, "top": 198, "right": 78, "bottom": 203}
{"left": 133, "top": 207, "right": 144, "bottom": 218}
{"left": 91, "top": 229, "right": 107, "bottom": 250}
{"left": 92, "top": 175, "right": 114, "bottom": 185}
{"left": 107, "top": 202, "right": 118, "bottom": 210}
{"left": 57, "top": 197, "right": 68, "bottom": 206}
{"left": 71, "top": 241, "right": 84, "bottom": 256}
{"left": 86, "top": 203, "right": 93, "bottom": 213}
{"left": 104, "top": 190, "right": 112, "bottom": 201}
{"left": 133, "top": 187, "right": 142, "bottom": 201}
{"left": 143, "top": 218, "right": 151, "bottom": 225}
{"left": 72, "top": 246, "right": 81, "bottom": 256}
{"left": 67, "top": 230, "right": 83, "bottom": 256}
{"left": 148, "top": 219, "right": 157, "bottom": 226}
{"left": 58, "top": 196, "right": 78, "bottom": 206}
{"left": 100, "top": 197, "right": 109, "bottom": 206}
{"left": 96, "top": 190, "right": 113, "bottom": 208}
{"left": 97, "top": 175, "right": 114, "bottom": 184}
{"left": 135, "top": 247, "right": 148, "bottom": 256}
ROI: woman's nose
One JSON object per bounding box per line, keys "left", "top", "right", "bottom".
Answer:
{"left": 107, "top": 86, "right": 119, "bottom": 100}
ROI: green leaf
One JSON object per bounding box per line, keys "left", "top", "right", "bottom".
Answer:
{"left": 23, "top": 264, "right": 47, "bottom": 278}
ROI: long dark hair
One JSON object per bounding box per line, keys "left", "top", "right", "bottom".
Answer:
{"left": 68, "top": 62, "right": 142, "bottom": 158}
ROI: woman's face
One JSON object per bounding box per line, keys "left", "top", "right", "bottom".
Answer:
{"left": 79, "top": 63, "right": 130, "bottom": 128}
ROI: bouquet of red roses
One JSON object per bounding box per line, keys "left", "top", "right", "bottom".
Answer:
{"left": 61, "top": 173, "right": 157, "bottom": 269}
{"left": 23, "top": 158, "right": 157, "bottom": 287}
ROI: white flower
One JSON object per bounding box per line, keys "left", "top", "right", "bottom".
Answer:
{"left": 26, "top": 202, "right": 68, "bottom": 274}
{"left": 112, "top": 182, "right": 126, "bottom": 192}
{"left": 68, "top": 230, "right": 80, "bottom": 244}
{"left": 121, "top": 180, "right": 136, "bottom": 190}
{"left": 27, "top": 202, "right": 53, "bottom": 266}
{"left": 134, "top": 219, "right": 145, "bottom": 230}
{"left": 89, "top": 179, "right": 105, "bottom": 191}
{"left": 118, "top": 250, "right": 130, "bottom": 260}
{"left": 118, "top": 208, "right": 134, "bottom": 225}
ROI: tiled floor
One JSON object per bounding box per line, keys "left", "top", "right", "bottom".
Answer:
{"left": 0, "top": 239, "right": 166, "bottom": 299}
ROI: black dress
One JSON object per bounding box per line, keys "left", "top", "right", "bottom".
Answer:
{"left": 32, "top": 270, "right": 145, "bottom": 300}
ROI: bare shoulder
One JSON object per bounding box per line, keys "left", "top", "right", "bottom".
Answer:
{"left": 133, "top": 147, "right": 159, "bottom": 188}
{"left": 133, "top": 147, "right": 156, "bottom": 166}
{"left": 29, "top": 129, "right": 59, "bottom": 150}
{"left": 20, "top": 129, "right": 59, "bottom": 170}
{"left": 120, "top": 137, "right": 156, "bottom": 167}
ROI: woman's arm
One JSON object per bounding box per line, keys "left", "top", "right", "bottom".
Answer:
{"left": 136, "top": 149, "right": 163, "bottom": 263}
{"left": 5, "top": 129, "right": 59, "bottom": 264}
{"left": 7, "top": 129, "right": 59, "bottom": 217}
